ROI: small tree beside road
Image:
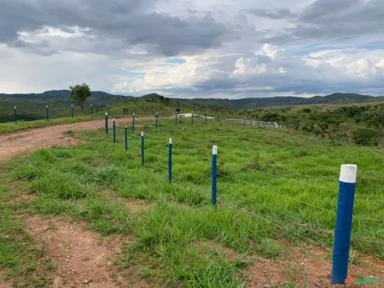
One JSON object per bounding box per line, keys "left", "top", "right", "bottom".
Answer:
{"left": 70, "top": 83, "right": 91, "bottom": 111}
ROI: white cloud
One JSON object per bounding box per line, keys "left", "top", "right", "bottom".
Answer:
{"left": 346, "top": 59, "right": 376, "bottom": 78}
{"left": 114, "top": 54, "right": 226, "bottom": 94}
{"left": 18, "top": 26, "right": 91, "bottom": 41}
{"left": 375, "top": 59, "right": 384, "bottom": 69}
{"left": 305, "top": 48, "right": 384, "bottom": 80}
{"left": 0, "top": 44, "right": 115, "bottom": 93}
{"left": 255, "top": 44, "right": 285, "bottom": 59}
{"left": 232, "top": 57, "right": 267, "bottom": 77}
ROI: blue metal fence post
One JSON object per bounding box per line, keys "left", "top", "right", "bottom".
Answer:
{"left": 141, "top": 131, "right": 144, "bottom": 166}
{"left": 104, "top": 112, "right": 109, "bottom": 134}
{"left": 14, "top": 106, "right": 17, "bottom": 124}
{"left": 211, "top": 145, "right": 218, "bottom": 206}
{"left": 71, "top": 104, "right": 74, "bottom": 118}
{"left": 45, "top": 105, "right": 49, "bottom": 121}
{"left": 168, "top": 138, "right": 173, "bottom": 183}
{"left": 156, "top": 113, "right": 159, "bottom": 128}
{"left": 113, "top": 119, "right": 116, "bottom": 143}
{"left": 124, "top": 125, "right": 128, "bottom": 151}
{"left": 331, "top": 164, "right": 357, "bottom": 285}
{"left": 132, "top": 113, "right": 136, "bottom": 134}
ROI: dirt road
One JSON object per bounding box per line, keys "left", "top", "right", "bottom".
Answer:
{"left": 0, "top": 118, "right": 135, "bottom": 163}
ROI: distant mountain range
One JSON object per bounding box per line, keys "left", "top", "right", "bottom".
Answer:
{"left": 0, "top": 90, "right": 133, "bottom": 106}
{"left": 176, "top": 93, "right": 384, "bottom": 109}
{"left": 0, "top": 90, "right": 383, "bottom": 111}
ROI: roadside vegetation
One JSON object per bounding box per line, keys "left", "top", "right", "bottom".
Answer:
{"left": 239, "top": 102, "right": 384, "bottom": 146}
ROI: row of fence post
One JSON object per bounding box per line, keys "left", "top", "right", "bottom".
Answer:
{"left": 104, "top": 117, "right": 219, "bottom": 206}
{"left": 10, "top": 104, "right": 102, "bottom": 123}
{"left": 9, "top": 106, "right": 361, "bottom": 286}
{"left": 102, "top": 115, "right": 358, "bottom": 286}
{"left": 9, "top": 105, "right": 279, "bottom": 129}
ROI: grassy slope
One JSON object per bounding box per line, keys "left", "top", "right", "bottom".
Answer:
{"left": 0, "top": 118, "right": 383, "bottom": 287}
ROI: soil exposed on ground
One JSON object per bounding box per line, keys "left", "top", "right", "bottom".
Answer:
{"left": 26, "top": 216, "right": 148, "bottom": 288}
{"left": 247, "top": 244, "right": 384, "bottom": 288}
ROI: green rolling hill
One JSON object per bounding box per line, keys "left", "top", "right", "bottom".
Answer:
{"left": 1, "top": 90, "right": 383, "bottom": 123}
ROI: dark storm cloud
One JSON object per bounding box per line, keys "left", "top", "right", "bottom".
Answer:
{"left": 248, "top": 8, "right": 296, "bottom": 20}
{"left": 257, "top": 0, "right": 384, "bottom": 46}
{"left": 8, "top": 38, "right": 57, "bottom": 56}
{"left": 294, "top": 0, "right": 384, "bottom": 41}
{"left": 0, "top": 0, "right": 229, "bottom": 56}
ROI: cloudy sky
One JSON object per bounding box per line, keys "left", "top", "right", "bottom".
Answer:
{"left": 1, "top": 0, "right": 384, "bottom": 98}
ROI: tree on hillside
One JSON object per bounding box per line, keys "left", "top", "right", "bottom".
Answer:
{"left": 286, "top": 116, "right": 300, "bottom": 131}
{"left": 308, "top": 112, "right": 344, "bottom": 141}
{"left": 260, "top": 112, "right": 286, "bottom": 123}
{"left": 363, "top": 106, "right": 384, "bottom": 145}
{"left": 336, "top": 105, "right": 370, "bottom": 123}
{"left": 70, "top": 83, "right": 91, "bottom": 111}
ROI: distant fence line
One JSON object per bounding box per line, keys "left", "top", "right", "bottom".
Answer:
{"left": 175, "top": 113, "right": 281, "bottom": 129}
{"left": 240, "top": 119, "right": 280, "bottom": 128}
{"left": 5, "top": 106, "right": 284, "bottom": 130}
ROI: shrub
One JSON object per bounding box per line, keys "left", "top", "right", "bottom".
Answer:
{"left": 352, "top": 128, "right": 378, "bottom": 146}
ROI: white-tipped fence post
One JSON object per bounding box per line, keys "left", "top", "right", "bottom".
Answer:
{"left": 124, "top": 125, "right": 128, "bottom": 151}
{"left": 113, "top": 118, "right": 116, "bottom": 143}
{"left": 211, "top": 145, "right": 218, "bottom": 206}
{"left": 104, "top": 112, "right": 109, "bottom": 134}
{"left": 331, "top": 164, "right": 357, "bottom": 284}
{"left": 14, "top": 106, "right": 17, "bottom": 124}
{"left": 132, "top": 113, "right": 136, "bottom": 134}
{"left": 168, "top": 138, "right": 173, "bottom": 183}
{"left": 141, "top": 131, "right": 144, "bottom": 166}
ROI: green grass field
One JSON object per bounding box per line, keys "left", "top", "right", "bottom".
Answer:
{"left": 0, "top": 118, "right": 383, "bottom": 287}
